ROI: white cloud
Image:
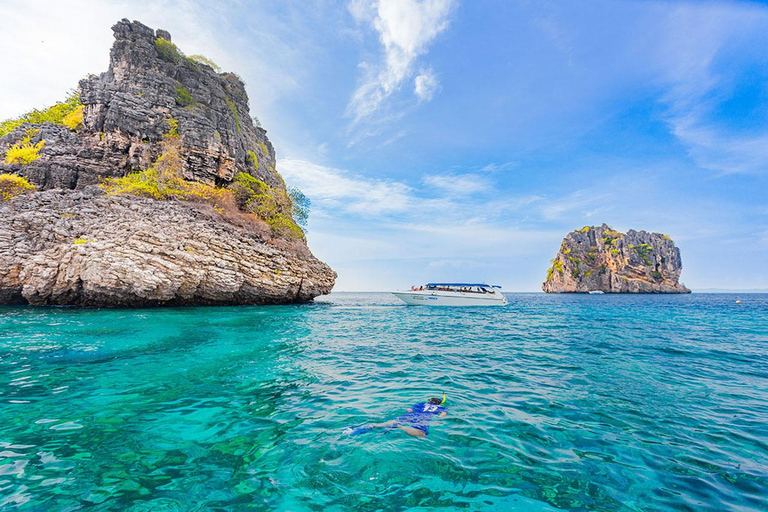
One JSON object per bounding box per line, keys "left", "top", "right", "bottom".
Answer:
{"left": 346, "top": 0, "right": 456, "bottom": 123}
{"left": 414, "top": 69, "right": 439, "bottom": 102}
{"left": 278, "top": 158, "right": 413, "bottom": 215}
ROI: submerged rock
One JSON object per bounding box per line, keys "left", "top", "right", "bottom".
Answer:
{"left": 0, "top": 20, "right": 335, "bottom": 306}
{"left": 542, "top": 224, "right": 690, "bottom": 293}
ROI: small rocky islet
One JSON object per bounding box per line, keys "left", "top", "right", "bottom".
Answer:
{"left": 542, "top": 224, "right": 690, "bottom": 293}
{"left": 0, "top": 19, "right": 335, "bottom": 307}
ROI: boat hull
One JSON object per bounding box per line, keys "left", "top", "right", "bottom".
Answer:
{"left": 391, "top": 290, "right": 508, "bottom": 306}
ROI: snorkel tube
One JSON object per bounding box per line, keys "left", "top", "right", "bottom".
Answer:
{"left": 441, "top": 393, "right": 447, "bottom": 405}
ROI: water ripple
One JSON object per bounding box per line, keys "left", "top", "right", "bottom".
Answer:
{"left": 0, "top": 293, "right": 766, "bottom": 510}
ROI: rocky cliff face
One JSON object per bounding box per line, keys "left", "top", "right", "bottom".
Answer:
{"left": 0, "top": 19, "right": 335, "bottom": 307}
{"left": 542, "top": 224, "right": 690, "bottom": 293}
{"left": 0, "top": 19, "right": 278, "bottom": 191}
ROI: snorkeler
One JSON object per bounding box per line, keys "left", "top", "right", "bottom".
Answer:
{"left": 345, "top": 396, "right": 448, "bottom": 438}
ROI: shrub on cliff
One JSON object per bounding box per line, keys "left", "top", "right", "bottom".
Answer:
{"left": 100, "top": 155, "right": 232, "bottom": 211}
{"left": 246, "top": 150, "right": 259, "bottom": 171}
{"left": 231, "top": 173, "right": 304, "bottom": 239}
{"left": 175, "top": 84, "right": 194, "bottom": 106}
{"left": 101, "top": 119, "right": 230, "bottom": 211}
{"left": 0, "top": 173, "right": 35, "bottom": 200}
{"left": 62, "top": 105, "right": 84, "bottom": 130}
{"left": 101, "top": 118, "right": 304, "bottom": 240}
{"left": 155, "top": 37, "right": 183, "bottom": 63}
{"left": 156, "top": 38, "right": 221, "bottom": 75}
{"left": 288, "top": 187, "right": 310, "bottom": 230}
{"left": 187, "top": 54, "right": 221, "bottom": 72}
{"left": 3, "top": 129, "right": 44, "bottom": 165}
{"left": 0, "top": 91, "right": 82, "bottom": 137}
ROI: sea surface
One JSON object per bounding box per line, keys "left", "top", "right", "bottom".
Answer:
{"left": 1, "top": 293, "right": 767, "bottom": 511}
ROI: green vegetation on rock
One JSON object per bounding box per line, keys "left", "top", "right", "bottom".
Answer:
{"left": 0, "top": 173, "right": 35, "bottom": 200}
{"left": 0, "top": 91, "right": 82, "bottom": 137}
{"left": 187, "top": 54, "right": 221, "bottom": 72}
{"left": 62, "top": 105, "right": 84, "bottom": 131}
{"left": 225, "top": 97, "right": 240, "bottom": 133}
{"left": 101, "top": 120, "right": 229, "bottom": 210}
{"left": 633, "top": 243, "right": 654, "bottom": 265}
{"left": 175, "top": 84, "right": 194, "bottom": 106}
{"left": 156, "top": 38, "right": 221, "bottom": 75}
{"left": 155, "top": 37, "right": 184, "bottom": 63}
{"left": 230, "top": 173, "right": 304, "bottom": 240}
{"left": 246, "top": 150, "right": 259, "bottom": 171}
{"left": 100, "top": 118, "right": 303, "bottom": 240}
{"left": 3, "top": 129, "right": 44, "bottom": 165}
{"left": 547, "top": 258, "right": 565, "bottom": 280}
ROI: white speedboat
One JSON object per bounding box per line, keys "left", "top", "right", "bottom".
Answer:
{"left": 392, "top": 283, "right": 508, "bottom": 306}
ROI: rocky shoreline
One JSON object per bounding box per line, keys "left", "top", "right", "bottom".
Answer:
{"left": 0, "top": 187, "right": 334, "bottom": 307}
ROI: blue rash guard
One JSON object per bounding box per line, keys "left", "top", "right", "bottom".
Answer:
{"left": 396, "top": 402, "right": 447, "bottom": 435}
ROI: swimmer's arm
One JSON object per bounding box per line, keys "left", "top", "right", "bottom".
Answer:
{"left": 439, "top": 411, "right": 447, "bottom": 419}
{"left": 407, "top": 408, "right": 413, "bottom": 413}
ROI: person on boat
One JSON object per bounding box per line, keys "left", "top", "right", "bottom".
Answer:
{"left": 367, "top": 396, "right": 447, "bottom": 438}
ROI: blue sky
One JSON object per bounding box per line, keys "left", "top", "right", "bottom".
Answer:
{"left": 2, "top": 0, "right": 768, "bottom": 291}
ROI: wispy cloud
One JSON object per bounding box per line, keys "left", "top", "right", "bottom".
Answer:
{"left": 479, "top": 161, "right": 518, "bottom": 173}
{"left": 278, "top": 158, "right": 413, "bottom": 215}
{"left": 346, "top": 0, "right": 456, "bottom": 125}
{"left": 655, "top": 2, "right": 768, "bottom": 174}
{"left": 422, "top": 172, "right": 491, "bottom": 195}
{"left": 538, "top": 189, "right": 612, "bottom": 221}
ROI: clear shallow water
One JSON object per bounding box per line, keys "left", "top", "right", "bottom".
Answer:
{"left": 1, "top": 293, "right": 767, "bottom": 511}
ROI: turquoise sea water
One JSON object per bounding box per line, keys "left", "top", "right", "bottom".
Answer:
{"left": 1, "top": 293, "right": 767, "bottom": 511}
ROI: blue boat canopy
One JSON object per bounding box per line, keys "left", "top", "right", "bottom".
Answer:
{"left": 426, "top": 283, "right": 501, "bottom": 288}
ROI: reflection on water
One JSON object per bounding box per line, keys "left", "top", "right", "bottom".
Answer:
{"left": 0, "top": 293, "right": 767, "bottom": 510}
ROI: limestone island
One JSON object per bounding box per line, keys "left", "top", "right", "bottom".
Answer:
{"left": 0, "top": 19, "right": 335, "bottom": 307}
{"left": 542, "top": 224, "right": 690, "bottom": 293}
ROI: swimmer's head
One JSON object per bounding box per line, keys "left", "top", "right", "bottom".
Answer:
{"left": 429, "top": 397, "right": 442, "bottom": 405}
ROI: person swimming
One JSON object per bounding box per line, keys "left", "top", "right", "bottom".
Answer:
{"left": 365, "top": 396, "right": 448, "bottom": 438}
